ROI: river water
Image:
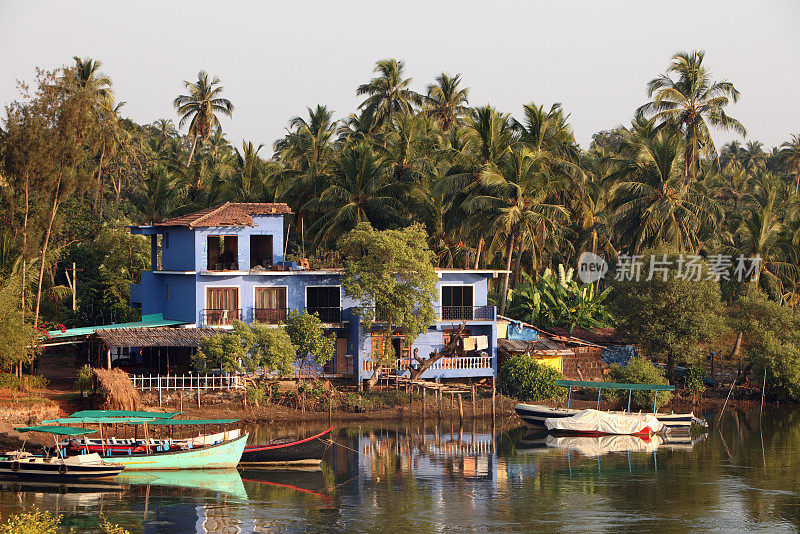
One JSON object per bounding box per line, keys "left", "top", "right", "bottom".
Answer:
{"left": 0, "top": 409, "right": 798, "bottom": 533}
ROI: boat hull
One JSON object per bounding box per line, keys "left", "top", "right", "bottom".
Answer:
{"left": 514, "top": 404, "right": 702, "bottom": 430}
{"left": 0, "top": 459, "right": 123, "bottom": 480}
{"left": 99, "top": 434, "right": 248, "bottom": 470}
{"left": 240, "top": 428, "right": 332, "bottom": 465}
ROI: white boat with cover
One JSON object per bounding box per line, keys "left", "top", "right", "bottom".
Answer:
{"left": 544, "top": 408, "right": 662, "bottom": 435}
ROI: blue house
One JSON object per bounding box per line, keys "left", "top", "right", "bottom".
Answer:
{"left": 130, "top": 202, "right": 502, "bottom": 383}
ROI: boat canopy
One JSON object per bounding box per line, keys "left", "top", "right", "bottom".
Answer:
{"left": 43, "top": 416, "right": 161, "bottom": 425}
{"left": 15, "top": 426, "right": 98, "bottom": 436}
{"left": 144, "top": 418, "right": 239, "bottom": 426}
{"left": 554, "top": 380, "right": 674, "bottom": 391}
{"left": 555, "top": 380, "right": 675, "bottom": 413}
{"left": 67, "top": 410, "right": 181, "bottom": 419}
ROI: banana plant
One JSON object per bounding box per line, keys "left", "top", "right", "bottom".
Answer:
{"left": 507, "top": 264, "right": 612, "bottom": 331}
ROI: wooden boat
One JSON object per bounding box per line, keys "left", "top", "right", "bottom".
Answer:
{"left": 62, "top": 428, "right": 242, "bottom": 455}
{"left": 0, "top": 426, "right": 124, "bottom": 480}
{"left": 514, "top": 379, "right": 706, "bottom": 431}
{"left": 515, "top": 404, "right": 703, "bottom": 430}
{"left": 45, "top": 414, "right": 248, "bottom": 470}
{"left": 99, "top": 434, "right": 248, "bottom": 470}
{"left": 240, "top": 427, "right": 333, "bottom": 466}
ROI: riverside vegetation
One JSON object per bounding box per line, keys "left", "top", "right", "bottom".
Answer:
{"left": 1, "top": 51, "right": 800, "bottom": 401}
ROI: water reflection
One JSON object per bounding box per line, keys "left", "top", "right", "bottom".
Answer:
{"left": 0, "top": 410, "right": 797, "bottom": 532}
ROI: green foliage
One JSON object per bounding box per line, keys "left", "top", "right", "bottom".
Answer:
{"left": 339, "top": 223, "right": 437, "bottom": 367}
{"left": 607, "top": 356, "right": 673, "bottom": 409}
{"left": 246, "top": 384, "right": 267, "bottom": 406}
{"left": 684, "top": 366, "right": 707, "bottom": 393}
{"left": 194, "top": 320, "right": 296, "bottom": 377}
{"left": 284, "top": 310, "right": 335, "bottom": 370}
{"left": 0, "top": 280, "right": 40, "bottom": 373}
{"left": 499, "top": 355, "right": 565, "bottom": 401}
{"left": 75, "top": 364, "right": 93, "bottom": 393}
{"left": 0, "top": 508, "right": 60, "bottom": 534}
{"left": 735, "top": 292, "right": 800, "bottom": 401}
{"left": 99, "top": 515, "right": 130, "bottom": 534}
{"left": 609, "top": 253, "right": 725, "bottom": 379}
{"left": 0, "top": 373, "right": 47, "bottom": 391}
{"left": 507, "top": 265, "right": 613, "bottom": 331}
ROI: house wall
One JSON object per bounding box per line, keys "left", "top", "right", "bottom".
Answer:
{"left": 561, "top": 346, "right": 603, "bottom": 381}
{"left": 162, "top": 228, "right": 195, "bottom": 271}
{"left": 193, "top": 215, "right": 284, "bottom": 272}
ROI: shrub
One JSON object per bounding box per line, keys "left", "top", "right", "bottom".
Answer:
{"left": 499, "top": 355, "right": 565, "bottom": 401}
{"left": 684, "top": 366, "right": 707, "bottom": 393}
{"left": 246, "top": 384, "right": 267, "bottom": 406}
{"left": 75, "top": 364, "right": 93, "bottom": 393}
{"left": 607, "top": 356, "right": 672, "bottom": 410}
{"left": 0, "top": 508, "right": 60, "bottom": 534}
{"left": 0, "top": 373, "right": 48, "bottom": 392}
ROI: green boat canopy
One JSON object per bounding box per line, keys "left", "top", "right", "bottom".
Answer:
{"left": 42, "top": 416, "right": 161, "bottom": 425}
{"left": 554, "top": 380, "right": 675, "bottom": 392}
{"left": 67, "top": 410, "right": 181, "bottom": 419}
{"left": 144, "top": 419, "right": 239, "bottom": 426}
{"left": 15, "top": 426, "right": 98, "bottom": 436}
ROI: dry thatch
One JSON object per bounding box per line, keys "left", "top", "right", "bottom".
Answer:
{"left": 93, "top": 368, "right": 141, "bottom": 410}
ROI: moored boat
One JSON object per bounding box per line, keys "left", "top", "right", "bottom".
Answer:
{"left": 544, "top": 408, "right": 662, "bottom": 435}
{"left": 0, "top": 426, "right": 124, "bottom": 480}
{"left": 240, "top": 427, "right": 333, "bottom": 466}
{"left": 99, "top": 433, "right": 248, "bottom": 470}
{"left": 514, "top": 379, "right": 706, "bottom": 432}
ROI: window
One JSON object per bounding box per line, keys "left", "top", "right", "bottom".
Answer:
{"left": 205, "top": 287, "right": 240, "bottom": 325}
{"left": 441, "top": 285, "right": 474, "bottom": 320}
{"left": 250, "top": 235, "right": 273, "bottom": 270}
{"left": 207, "top": 236, "right": 238, "bottom": 271}
{"left": 306, "top": 286, "right": 341, "bottom": 323}
{"left": 254, "top": 287, "right": 287, "bottom": 324}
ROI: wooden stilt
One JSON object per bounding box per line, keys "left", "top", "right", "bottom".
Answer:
{"left": 491, "top": 377, "right": 496, "bottom": 422}
{"left": 458, "top": 394, "right": 463, "bottom": 424}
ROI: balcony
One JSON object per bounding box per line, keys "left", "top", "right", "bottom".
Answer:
{"left": 304, "top": 307, "right": 342, "bottom": 324}
{"left": 207, "top": 261, "right": 239, "bottom": 272}
{"left": 253, "top": 307, "right": 288, "bottom": 324}
{"left": 437, "top": 305, "right": 496, "bottom": 321}
{"left": 202, "top": 308, "right": 242, "bottom": 326}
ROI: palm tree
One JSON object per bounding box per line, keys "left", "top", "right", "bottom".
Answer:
{"left": 780, "top": 134, "right": 800, "bottom": 193}
{"left": 725, "top": 170, "right": 794, "bottom": 289}
{"left": 130, "top": 164, "right": 178, "bottom": 223}
{"left": 274, "top": 105, "right": 338, "bottom": 229}
{"left": 609, "top": 120, "right": 720, "bottom": 253}
{"left": 173, "top": 71, "right": 234, "bottom": 166}
{"left": 356, "top": 59, "right": 422, "bottom": 134}
{"left": 464, "top": 146, "right": 570, "bottom": 314}
{"left": 740, "top": 140, "right": 766, "bottom": 173}
{"left": 638, "top": 50, "right": 746, "bottom": 180}
{"left": 71, "top": 56, "right": 114, "bottom": 145}
{"left": 303, "top": 142, "right": 406, "bottom": 246}
{"left": 425, "top": 73, "right": 470, "bottom": 130}
{"left": 228, "top": 141, "right": 266, "bottom": 201}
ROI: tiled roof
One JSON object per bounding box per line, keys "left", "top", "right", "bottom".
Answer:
{"left": 155, "top": 202, "right": 293, "bottom": 228}
{"left": 546, "top": 326, "right": 626, "bottom": 345}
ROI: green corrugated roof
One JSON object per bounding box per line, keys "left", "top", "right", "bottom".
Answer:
{"left": 15, "top": 426, "right": 98, "bottom": 436}
{"left": 67, "top": 410, "right": 180, "bottom": 419}
{"left": 42, "top": 416, "right": 163, "bottom": 424}
{"left": 554, "top": 380, "right": 675, "bottom": 391}
{"left": 45, "top": 314, "right": 189, "bottom": 339}
{"left": 145, "top": 418, "right": 239, "bottom": 426}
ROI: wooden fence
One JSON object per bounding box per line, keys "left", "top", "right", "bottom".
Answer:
{"left": 130, "top": 374, "right": 245, "bottom": 391}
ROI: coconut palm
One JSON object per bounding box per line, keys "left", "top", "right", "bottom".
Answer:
{"left": 463, "top": 146, "right": 570, "bottom": 314}
{"left": 173, "top": 71, "right": 234, "bottom": 166}
{"left": 609, "top": 121, "right": 721, "bottom": 253}
{"left": 638, "top": 50, "right": 746, "bottom": 180}
{"left": 227, "top": 141, "right": 266, "bottom": 202}
{"left": 356, "top": 59, "right": 422, "bottom": 134}
{"left": 425, "top": 73, "right": 470, "bottom": 130}
{"left": 303, "top": 142, "right": 407, "bottom": 246}
{"left": 780, "top": 134, "right": 800, "bottom": 193}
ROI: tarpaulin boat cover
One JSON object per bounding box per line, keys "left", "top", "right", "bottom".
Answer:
{"left": 545, "top": 434, "right": 663, "bottom": 457}
{"left": 544, "top": 409, "right": 663, "bottom": 435}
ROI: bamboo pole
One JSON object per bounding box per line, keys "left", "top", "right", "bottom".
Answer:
{"left": 471, "top": 385, "right": 476, "bottom": 420}
{"left": 422, "top": 387, "right": 427, "bottom": 419}
{"left": 491, "top": 377, "right": 496, "bottom": 422}
{"left": 458, "top": 394, "right": 463, "bottom": 424}
{"left": 760, "top": 368, "right": 767, "bottom": 419}
{"left": 437, "top": 388, "right": 442, "bottom": 420}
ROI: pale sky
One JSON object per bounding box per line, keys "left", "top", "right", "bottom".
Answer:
{"left": 1, "top": 1, "right": 799, "bottom": 152}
